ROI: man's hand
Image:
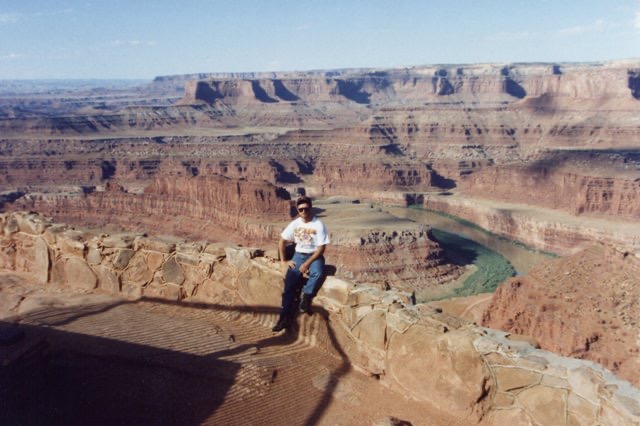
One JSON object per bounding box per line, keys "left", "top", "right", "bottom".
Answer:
{"left": 298, "top": 262, "right": 310, "bottom": 274}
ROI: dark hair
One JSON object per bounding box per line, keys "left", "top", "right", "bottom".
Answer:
{"left": 296, "top": 196, "right": 312, "bottom": 208}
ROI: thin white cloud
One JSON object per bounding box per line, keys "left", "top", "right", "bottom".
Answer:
{"left": 558, "top": 19, "right": 606, "bottom": 35}
{"left": 296, "top": 24, "right": 310, "bottom": 31}
{"left": 34, "top": 8, "right": 74, "bottom": 17}
{"left": 0, "top": 53, "right": 24, "bottom": 60}
{"left": 110, "top": 40, "right": 157, "bottom": 47}
{"left": 635, "top": 11, "right": 640, "bottom": 29}
{"left": 0, "top": 13, "right": 19, "bottom": 23}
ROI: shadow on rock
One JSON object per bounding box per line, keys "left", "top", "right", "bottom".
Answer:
{"left": 0, "top": 297, "right": 351, "bottom": 426}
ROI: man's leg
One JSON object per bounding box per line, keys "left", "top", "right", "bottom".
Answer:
{"left": 273, "top": 252, "right": 304, "bottom": 331}
{"left": 300, "top": 256, "right": 324, "bottom": 313}
{"left": 281, "top": 265, "right": 302, "bottom": 315}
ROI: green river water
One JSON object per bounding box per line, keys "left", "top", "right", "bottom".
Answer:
{"left": 385, "top": 206, "right": 555, "bottom": 302}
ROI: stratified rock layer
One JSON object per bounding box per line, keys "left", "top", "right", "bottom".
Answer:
{"left": 422, "top": 193, "right": 640, "bottom": 256}
{"left": 483, "top": 244, "right": 640, "bottom": 386}
{"left": 13, "top": 175, "right": 291, "bottom": 242}
{"left": 2, "top": 60, "right": 640, "bottom": 258}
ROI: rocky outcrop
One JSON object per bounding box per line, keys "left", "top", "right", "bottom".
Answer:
{"left": 458, "top": 151, "right": 640, "bottom": 220}
{"left": 0, "top": 104, "right": 224, "bottom": 136}
{"left": 483, "top": 244, "right": 640, "bottom": 387}
{"left": 310, "top": 162, "right": 436, "bottom": 199}
{"left": 0, "top": 133, "right": 291, "bottom": 188}
{"left": 1, "top": 212, "right": 638, "bottom": 425}
{"left": 328, "top": 228, "right": 462, "bottom": 292}
{"left": 182, "top": 62, "right": 640, "bottom": 107}
{"left": 12, "top": 175, "right": 292, "bottom": 244}
{"left": 422, "top": 193, "right": 640, "bottom": 256}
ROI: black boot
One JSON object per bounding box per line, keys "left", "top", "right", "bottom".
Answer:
{"left": 272, "top": 316, "right": 289, "bottom": 332}
{"left": 299, "top": 293, "right": 312, "bottom": 314}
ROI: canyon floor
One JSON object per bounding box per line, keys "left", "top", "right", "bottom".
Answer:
{"left": 0, "top": 272, "right": 470, "bottom": 426}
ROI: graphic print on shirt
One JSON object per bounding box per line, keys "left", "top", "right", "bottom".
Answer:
{"left": 294, "top": 227, "right": 317, "bottom": 251}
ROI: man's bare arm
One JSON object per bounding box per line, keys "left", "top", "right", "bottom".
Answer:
{"left": 278, "top": 238, "right": 288, "bottom": 262}
{"left": 279, "top": 238, "right": 295, "bottom": 270}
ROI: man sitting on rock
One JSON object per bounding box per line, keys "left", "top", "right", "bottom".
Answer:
{"left": 272, "top": 196, "right": 330, "bottom": 332}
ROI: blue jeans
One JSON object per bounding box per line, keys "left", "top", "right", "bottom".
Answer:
{"left": 280, "top": 252, "right": 325, "bottom": 317}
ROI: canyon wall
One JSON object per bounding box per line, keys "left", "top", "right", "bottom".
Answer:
{"left": 0, "top": 105, "right": 225, "bottom": 136}
{"left": 456, "top": 152, "right": 640, "bottom": 220}
{"left": 422, "top": 194, "right": 640, "bottom": 255}
{"left": 1, "top": 60, "right": 639, "bottom": 284}
{"left": 12, "top": 175, "right": 291, "bottom": 244}
{"left": 173, "top": 61, "right": 640, "bottom": 227}
{"left": 1, "top": 212, "right": 638, "bottom": 425}
{"left": 483, "top": 244, "right": 640, "bottom": 388}
{"left": 3, "top": 61, "right": 639, "bottom": 204}
{"left": 182, "top": 62, "right": 640, "bottom": 107}
{"left": 310, "top": 161, "right": 435, "bottom": 198}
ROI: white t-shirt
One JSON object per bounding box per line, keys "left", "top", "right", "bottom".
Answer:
{"left": 281, "top": 216, "right": 330, "bottom": 254}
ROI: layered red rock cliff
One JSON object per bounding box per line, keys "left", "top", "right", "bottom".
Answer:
{"left": 482, "top": 244, "right": 640, "bottom": 386}
{"left": 460, "top": 161, "right": 640, "bottom": 220}
{"left": 2, "top": 60, "right": 640, "bottom": 276}
{"left": 422, "top": 193, "right": 640, "bottom": 255}
{"left": 14, "top": 176, "right": 291, "bottom": 243}
{"left": 328, "top": 229, "right": 461, "bottom": 293}
{"left": 181, "top": 63, "right": 640, "bottom": 108}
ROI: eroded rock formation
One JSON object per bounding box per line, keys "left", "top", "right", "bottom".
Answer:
{"left": 422, "top": 193, "right": 640, "bottom": 255}
{"left": 483, "top": 244, "right": 640, "bottom": 387}
{"left": 2, "top": 60, "right": 640, "bottom": 258}
{"left": 1, "top": 212, "right": 638, "bottom": 425}
{"left": 181, "top": 63, "right": 640, "bottom": 108}
{"left": 458, "top": 151, "right": 640, "bottom": 220}
{"left": 12, "top": 175, "right": 291, "bottom": 242}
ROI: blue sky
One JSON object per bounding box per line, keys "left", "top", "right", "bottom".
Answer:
{"left": 0, "top": 0, "right": 639, "bottom": 80}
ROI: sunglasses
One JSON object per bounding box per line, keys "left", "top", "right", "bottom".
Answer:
{"left": 297, "top": 207, "right": 310, "bottom": 212}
